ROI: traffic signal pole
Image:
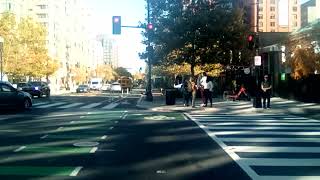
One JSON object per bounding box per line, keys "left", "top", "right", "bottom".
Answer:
{"left": 145, "top": 0, "right": 153, "bottom": 101}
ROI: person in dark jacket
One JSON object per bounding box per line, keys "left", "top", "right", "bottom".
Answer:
{"left": 261, "top": 75, "right": 272, "bottom": 109}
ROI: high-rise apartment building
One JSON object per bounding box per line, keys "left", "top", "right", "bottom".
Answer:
{"left": 0, "top": 0, "right": 24, "bottom": 19}
{"left": 245, "top": 0, "right": 301, "bottom": 32}
{"left": 98, "top": 35, "right": 119, "bottom": 68}
{"left": 301, "top": 0, "right": 320, "bottom": 27}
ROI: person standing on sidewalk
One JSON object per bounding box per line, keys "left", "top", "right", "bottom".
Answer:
{"left": 261, "top": 75, "right": 272, "bottom": 109}
{"left": 207, "top": 78, "right": 213, "bottom": 107}
{"left": 190, "top": 77, "right": 197, "bottom": 108}
{"left": 200, "top": 72, "right": 209, "bottom": 107}
{"left": 182, "top": 77, "right": 192, "bottom": 106}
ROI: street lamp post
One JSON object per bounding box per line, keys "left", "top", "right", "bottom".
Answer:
{"left": 0, "top": 36, "right": 4, "bottom": 82}
{"left": 145, "top": 0, "right": 153, "bottom": 101}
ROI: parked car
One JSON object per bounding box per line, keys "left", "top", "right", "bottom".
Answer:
{"left": 0, "top": 81, "right": 32, "bottom": 110}
{"left": 19, "top": 81, "right": 50, "bottom": 98}
{"left": 101, "top": 83, "right": 111, "bottom": 91}
{"left": 110, "top": 82, "right": 122, "bottom": 92}
{"left": 76, "top": 85, "right": 90, "bottom": 93}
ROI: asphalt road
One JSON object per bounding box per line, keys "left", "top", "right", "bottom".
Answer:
{"left": 0, "top": 92, "right": 250, "bottom": 180}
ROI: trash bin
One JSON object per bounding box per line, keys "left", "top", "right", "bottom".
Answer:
{"left": 253, "top": 96, "right": 262, "bottom": 108}
{"left": 165, "top": 89, "right": 176, "bottom": 105}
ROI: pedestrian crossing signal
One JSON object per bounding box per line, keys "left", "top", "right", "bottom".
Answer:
{"left": 112, "top": 16, "right": 121, "bottom": 35}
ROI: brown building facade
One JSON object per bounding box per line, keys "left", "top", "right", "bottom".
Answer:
{"left": 243, "top": 0, "right": 301, "bottom": 32}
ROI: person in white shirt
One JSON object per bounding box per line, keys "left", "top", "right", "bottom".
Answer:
{"left": 200, "top": 72, "right": 209, "bottom": 107}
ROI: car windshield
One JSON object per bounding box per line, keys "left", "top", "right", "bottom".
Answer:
{"left": 92, "top": 82, "right": 98, "bottom": 85}
{"left": 29, "top": 82, "right": 42, "bottom": 86}
{"left": 79, "top": 85, "right": 88, "bottom": 88}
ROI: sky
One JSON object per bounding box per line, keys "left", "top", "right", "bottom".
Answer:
{"left": 84, "top": 0, "right": 147, "bottom": 73}
{"left": 84, "top": 0, "right": 310, "bottom": 73}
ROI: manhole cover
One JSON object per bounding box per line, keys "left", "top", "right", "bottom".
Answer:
{"left": 73, "top": 142, "right": 99, "bottom": 147}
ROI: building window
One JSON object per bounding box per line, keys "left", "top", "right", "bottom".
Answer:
{"left": 259, "top": 7, "right": 263, "bottom": 12}
{"left": 38, "top": 5, "right": 48, "bottom": 9}
{"left": 37, "top": 13, "right": 48, "bottom": 18}
{"left": 259, "top": 29, "right": 264, "bottom": 32}
{"left": 259, "top": 22, "right": 263, "bottom": 27}
{"left": 270, "top": 0, "right": 275, "bottom": 4}
{"left": 270, "top": 7, "right": 275, "bottom": 11}
{"left": 293, "top": 14, "right": 297, "bottom": 20}
{"left": 271, "top": 29, "right": 276, "bottom": 32}
{"left": 258, "top": 0, "right": 263, "bottom": 3}
{"left": 258, "top": 14, "right": 263, "bottom": 20}
{"left": 270, "top": 14, "right": 275, "bottom": 19}
{"left": 293, "top": 7, "right": 297, "bottom": 12}
{"left": 294, "top": 0, "right": 298, "bottom": 4}
{"left": 270, "top": 22, "right": 275, "bottom": 27}
{"left": 293, "top": 21, "right": 298, "bottom": 27}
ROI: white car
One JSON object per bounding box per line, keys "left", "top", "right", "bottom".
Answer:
{"left": 110, "top": 82, "right": 122, "bottom": 92}
{"left": 101, "top": 84, "right": 111, "bottom": 91}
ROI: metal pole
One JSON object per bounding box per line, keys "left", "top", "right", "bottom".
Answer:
{"left": 0, "top": 49, "right": 2, "bottom": 82}
{"left": 145, "top": 0, "right": 153, "bottom": 101}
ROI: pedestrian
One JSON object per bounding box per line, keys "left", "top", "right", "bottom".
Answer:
{"left": 182, "top": 77, "right": 192, "bottom": 106}
{"left": 190, "top": 77, "right": 197, "bottom": 108}
{"left": 261, "top": 75, "right": 272, "bottom": 109}
{"left": 200, "top": 72, "right": 209, "bottom": 107}
{"left": 207, "top": 78, "right": 213, "bottom": 107}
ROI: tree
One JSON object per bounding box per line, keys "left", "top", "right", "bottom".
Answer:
{"left": 96, "top": 64, "right": 116, "bottom": 82}
{"left": 114, "top": 67, "right": 132, "bottom": 79}
{"left": 142, "top": 0, "right": 251, "bottom": 76}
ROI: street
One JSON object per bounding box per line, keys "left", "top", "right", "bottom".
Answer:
{"left": 0, "top": 91, "right": 320, "bottom": 180}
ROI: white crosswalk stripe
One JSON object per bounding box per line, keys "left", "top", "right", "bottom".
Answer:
{"left": 102, "top": 102, "right": 119, "bottom": 109}
{"left": 58, "top": 103, "right": 84, "bottom": 109}
{"left": 187, "top": 113, "right": 320, "bottom": 180}
{"left": 36, "top": 102, "right": 67, "bottom": 108}
{"left": 80, "top": 103, "right": 102, "bottom": 109}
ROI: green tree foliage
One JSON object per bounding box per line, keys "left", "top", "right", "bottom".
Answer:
{"left": 0, "top": 13, "right": 59, "bottom": 80}
{"left": 142, "top": 0, "right": 251, "bottom": 76}
{"left": 114, "top": 67, "right": 132, "bottom": 79}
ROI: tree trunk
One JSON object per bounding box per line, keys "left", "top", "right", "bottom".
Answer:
{"left": 191, "top": 63, "right": 195, "bottom": 77}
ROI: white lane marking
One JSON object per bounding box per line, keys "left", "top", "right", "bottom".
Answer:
{"left": 259, "top": 176, "right": 320, "bottom": 180}
{"left": 58, "top": 103, "right": 84, "bottom": 109}
{"left": 206, "top": 126, "right": 320, "bottom": 130}
{"left": 40, "top": 135, "right": 48, "bottom": 139}
{"left": 80, "top": 103, "right": 102, "bottom": 109}
{"left": 90, "top": 147, "right": 98, "bottom": 153}
{"left": 241, "top": 158, "right": 320, "bottom": 166}
{"left": 109, "top": 127, "right": 114, "bottom": 130}
{"left": 14, "top": 146, "right": 26, "bottom": 152}
{"left": 220, "top": 137, "right": 320, "bottom": 143}
{"left": 36, "top": 102, "right": 67, "bottom": 108}
{"left": 70, "top": 121, "right": 75, "bottom": 124}
{"left": 121, "top": 114, "right": 128, "bottom": 119}
{"left": 80, "top": 116, "right": 85, "bottom": 119}
{"left": 33, "top": 102, "right": 49, "bottom": 106}
{"left": 199, "top": 119, "right": 317, "bottom": 123}
{"left": 69, "top": 166, "right": 83, "bottom": 176}
{"left": 185, "top": 113, "right": 259, "bottom": 180}
{"left": 0, "top": 130, "right": 20, "bottom": 133}
{"left": 102, "top": 102, "right": 119, "bottom": 110}
{"left": 57, "top": 127, "right": 64, "bottom": 131}
{"left": 228, "top": 146, "right": 320, "bottom": 153}
{"left": 209, "top": 131, "right": 320, "bottom": 136}
{"left": 202, "top": 122, "right": 320, "bottom": 126}
{"left": 183, "top": 114, "right": 189, "bottom": 120}
{"left": 101, "top": 135, "right": 107, "bottom": 140}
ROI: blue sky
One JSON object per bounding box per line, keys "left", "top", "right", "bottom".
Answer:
{"left": 84, "top": 0, "right": 147, "bottom": 73}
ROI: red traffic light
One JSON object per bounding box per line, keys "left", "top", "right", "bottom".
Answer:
{"left": 248, "top": 35, "right": 254, "bottom": 42}
{"left": 147, "top": 23, "right": 153, "bottom": 30}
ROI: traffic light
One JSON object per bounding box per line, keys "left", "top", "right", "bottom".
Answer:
{"left": 247, "top": 34, "right": 255, "bottom": 50}
{"left": 112, "top": 16, "right": 121, "bottom": 35}
{"left": 147, "top": 23, "right": 153, "bottom": 30}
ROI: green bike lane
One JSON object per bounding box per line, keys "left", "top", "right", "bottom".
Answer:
{"left": 0, "top": 110, "right": 125, "bottom": 179}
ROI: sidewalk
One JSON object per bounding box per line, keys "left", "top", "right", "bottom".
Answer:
{"left": 137, "top": 94, "right": 320, "bottom": 119}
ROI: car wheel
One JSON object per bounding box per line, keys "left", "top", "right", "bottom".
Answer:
{"left": 23, "top": 99, "right": 32, "bottom": 110}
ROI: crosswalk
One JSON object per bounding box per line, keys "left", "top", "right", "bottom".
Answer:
{"left": 33, "top": 101, "right": 121, "bottom": 110}
{"left": 186, "top": 113, "right": 320, "bottom": 180}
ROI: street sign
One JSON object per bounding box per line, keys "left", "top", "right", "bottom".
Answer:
{"left": 254, "top": 56, "right": 261, "bottom": 66}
